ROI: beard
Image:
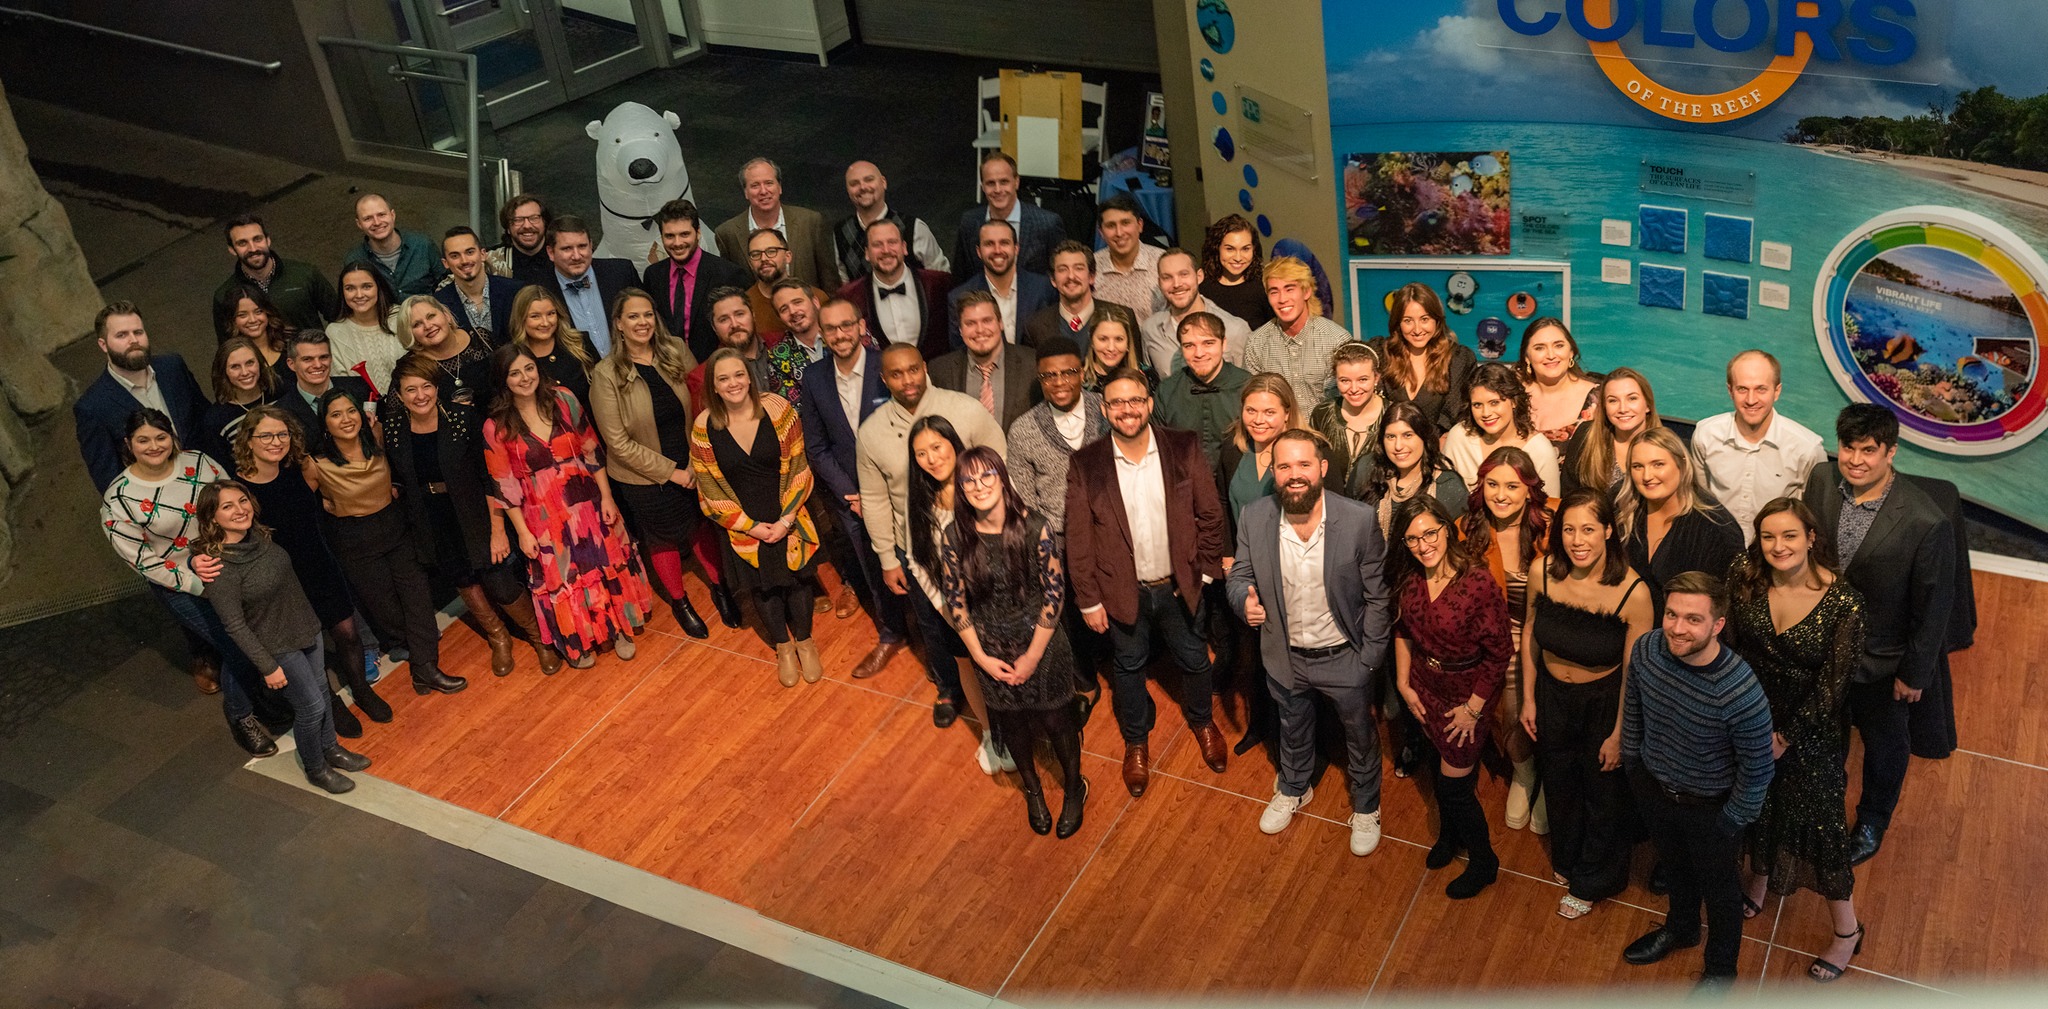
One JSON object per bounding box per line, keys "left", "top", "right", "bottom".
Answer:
{"left": 1277, "top": 479, "right": 1321, "bottom": 514}
{"left": 112, "top": 346, "right": 151, "bottom": 371}
{"left": 240, "top": 249, "right": 272, "bottom": 273}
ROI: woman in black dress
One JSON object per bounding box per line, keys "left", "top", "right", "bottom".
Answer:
{"left": 1368, "top": 282, "right": 1477, "bottom": 436}
{"left": 199, "top": 336, "right": 281, "bottom": 471}
{"left": 1728, "top": 498, "right": 1868, "bottom": 981}
{"left": 689, "top": 348, "right": 822, "bottom": 686}
{"left": 398, "top": 294, "right": 496, "bottom": 410}
{"left": 506, "top": 284, "right": 595, "bottom": 408}
{"left": 1615, "top": 426, "right": 1742, "bottom": 615}
{"left": 943, "top": 446, "right": 1086, "bottom": 837}
{"left": 230, "top": 405, "right": 384, "bottom": 730}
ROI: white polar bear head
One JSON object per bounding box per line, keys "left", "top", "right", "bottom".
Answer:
{"left": 587, "top": 102, "right": 701, "bottom": 261}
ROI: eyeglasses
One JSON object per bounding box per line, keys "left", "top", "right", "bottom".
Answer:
{"left": 1403, "top": 525, "right": 1445, "bottom": 549}
{"left": 1105, "top": 396, "right": 1150, "bottom": 410}
{"left": 1037, "top": 367, "right": 1081, "bottom": 382}
{"left": 821, "top": 320, "right": 863, "bottom": 334}
{"left": 249, "top": 431, "right": 290, "bottom": 443}
{"left": 746, "top": 248, "right": 788, "bottom": 261}
{"left": 960, "top": 469, "right": 1001, "bottom": 489}
{"left": 510, "top": 213, "right": 545, "bottom": 225}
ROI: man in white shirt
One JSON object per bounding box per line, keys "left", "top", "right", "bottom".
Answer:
{"left": 836, "top": 160, "right": 950, "bottom": 280}
{"left": 1691, "top": 349, "right": 1825, "bottom": 542}
{"left": 844, "top": 219, "right": 950, "bottom": 358}
{"left": 1092, "top": 193, "right": 1166, "bottom": 319}
{"left": 1226, "top": 430, "right": 1393, "bottom": 857}
{"left": 1142, "top": 247, "right": 1250, "bottom": 373}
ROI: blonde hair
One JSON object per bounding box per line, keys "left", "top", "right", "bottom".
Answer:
{"left": 1261, "top": 257, "right": 1323, "bottom": 319}
{"left": 507, "top": 285, "right": 595, "bottom": 367}
{"left": 1614, "top": 426, "right": 1718, "bottom": 544}
{"left": 1575, "top": 366, "right": 1662, "bottom": 491}
{"left": 1229, "top": 371, "right": 1304, "bottom": 452}
{"left": 603, "top": 288, "right": 697, "bottom": 383}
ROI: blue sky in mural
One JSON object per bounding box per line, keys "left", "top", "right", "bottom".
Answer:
{"left": 1324, "top": 1, "right": 2048, "bottom": 138}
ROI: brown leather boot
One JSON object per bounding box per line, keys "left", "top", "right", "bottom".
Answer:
{"left": 500, "top": 594, "right": 562, "bottom": 676}
{"left": 458, "top": 585, "right": 516, "bottom": 676}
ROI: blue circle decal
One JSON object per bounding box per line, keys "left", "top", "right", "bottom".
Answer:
{"left": 1213, "top": 127, "right": 1234, "bottom": 161}
{"left": 1243, "top": 165, "right": 1259, "bottom": 187}
{"left": 1238, "top": 189, "right": 1254, "bottom": 212}
{"left": 1256, "top": 214, "right": 1272, "bottom": 237}
{"left": 1211, "top": 91, "right": 1228, "bottom": 115}
{"left": 1197, "top": 0, "right": 1235, "bottom": 55}
{"left": 1199, "top": 58, "right": 1215, "bottom": 82}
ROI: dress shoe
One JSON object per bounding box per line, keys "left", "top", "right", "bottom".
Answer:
{"left": 323, "top": 745, "right": 372, "bottom": 772}
{"left": 230, "top": 714, "right": 278, "bottom": 758}
{"left": 1055, "top": 777, "right": 1089, "bottom": 839}
{"left": 834, "top": 587, "right": 860, "bottom": 620}
{"left": 1623, "top": 925, "right": 1702, "bottom": 965}
{"left": 1260, "top": 786, "right": 1313, "bottom": 834}
{"left": 410, "top": 665, "right": 468, "bottom": 695}
{"left": 670, "top": 597, "right": 710, "bottom": 639}
{"left": 813, "top": 592, "right": 834, "bottom": 615}
{"left": 1446, "top": 857, "right": 1498, "bottom": 899}
{"left": 614, "top": 634, "right": 637, "bottom": 661}
{"left": 932, "top": 695, "right": 961, "bottom": 728}
{"left": 1193, "top": 723, "right": 1228, "bottom": 773}
{"left": 774, "top": 641, "right": 801, "bottom": 687}
{"left": 851, "top": 641, "right": 902, "bottom": 679}
{"left": 708, "top": 582, "right": 743, "bottom": 629}
{"left": 329, "top": 696, "right": 363, "bottom": 739}
{"left": 794, "top": 638, "right": 824, "bottom": 683}
{"left": 305, "top": 767, "right": 355, "bottom": 794}
{"left": 1649, "top": 862, "right": 1672, "bottom": 895}
{"left": 190, "top": 657, "right": 220, "bottom": 695}
{"left": 1121, "top": 743, "right": 1150, "bottom": 797}
{"left": 1348, "top": 811, "right": 1383, "bottom": 856}
{"left": 1022, "top": 783, "right": 1052, "bottom": 835}
{"left": 1847, "top": 822, "right": 1884, "bottom": 866}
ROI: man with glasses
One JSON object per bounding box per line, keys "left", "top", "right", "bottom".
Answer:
{"left": 744, "top": 228, "right": 826, "bottom": 338}
{"left": 800, "top": 299, "right": 903, "bottom": 669}
{"left": 930, "top": 292, "right": 1037, "bottom": 430}
{"left": 1065, "top": 368, "right": 1231, "bottom": 796}
{"left": 489, "top": 193, "right": 557, "bottom": 286}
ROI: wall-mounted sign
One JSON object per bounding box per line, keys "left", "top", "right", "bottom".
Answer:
{"left": 1637, "top": 159, "right": 1756, "bottom": 205}
{"left": 1496, "top": 0, "right": 1920, "bottom": 124}
{"left": 1814, "top": 206, "right": 2048, "bottom": 455}
{"left": 1233, "top": 83, "right": 1318, "bottom": 180}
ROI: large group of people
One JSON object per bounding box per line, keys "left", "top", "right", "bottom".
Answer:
{"left": 77, "top": 151, "right": 1972, "bottom": 990}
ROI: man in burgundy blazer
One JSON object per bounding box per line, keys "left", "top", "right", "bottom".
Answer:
{"left": 641, "top": 199, "right": 752, "bottom": 362}
{"left": 1064, "top": 367, "right": 1229, "bottom": 797}
{"left": 835, "top": 219, "right": 951, "bottom": 362}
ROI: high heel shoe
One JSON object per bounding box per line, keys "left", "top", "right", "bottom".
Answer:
{"left": 1810, "top": 924, "right": 1865, "bottom": 982}
{"left": 1021, "top": 781, "right": 1052, "bottom": 835}
{"left": 1055, "top": 777, "right": 1088, "bottom": 838}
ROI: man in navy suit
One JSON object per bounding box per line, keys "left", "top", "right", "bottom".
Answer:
{"left": 799, "top": 298, "right": 907, "bottom": 679}
{"left": 953, "top": 151, "right": 1067, "bottom": 279}
{"left": 832, "top": 219, "right": 951, "bottom": 361}
{"left": 434, "top": 227, "right": 524, "bottom": 345}
{"left": 74, "top": 301, "right": 209, "bottom": 494}
{"left": 948, "top": 219, "right": 1054, "bottom": 350}
{"left": 642, "top": 199, "right": 752, "bottom": 362}
{"left": 541, "top": 216, "right": 641, "bottom": 356}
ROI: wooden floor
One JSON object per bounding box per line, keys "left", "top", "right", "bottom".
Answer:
{"left": 346, "top": 570, "right": 2048, "bottom": 1000}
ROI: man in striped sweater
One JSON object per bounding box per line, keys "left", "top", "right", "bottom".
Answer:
{"left": 1620, "top": 571, "right": 1775, "bottom": 988}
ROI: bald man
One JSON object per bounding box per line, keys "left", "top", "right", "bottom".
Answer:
{"left": 834, "top": 160, "right": 950, "bottom": 282}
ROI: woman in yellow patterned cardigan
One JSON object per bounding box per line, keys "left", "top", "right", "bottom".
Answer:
{"left": 689, "top": 348, "right": 822, "bottom": 686}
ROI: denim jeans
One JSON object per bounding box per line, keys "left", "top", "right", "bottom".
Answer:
{"left": 274, "top": 640, "right": 339, "bottom": 773}
{"left": 151, "top": 584, "right": 266, "bottom": 721}
{"left": 1105, "top": 582, "right": 1215, "bottom": 744}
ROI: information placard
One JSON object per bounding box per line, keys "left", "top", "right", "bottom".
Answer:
{"left": 1637, "top": 159, "right": 1756, "bottom": 205}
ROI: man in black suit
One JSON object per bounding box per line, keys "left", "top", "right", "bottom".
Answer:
{"left": 542, "top": 215, "right": 640, "bottom": 357}
{"left": 74, "top": 302, "right": 211, "bottom": 495}
{"left": 833, "top": 219, "right": 951, "bottom": 361}
{"left": 1801, "top": 403, "right": 1956, "bottom": 866}
{"left": 276, "top": 330, "right": 376, "bottom": 437}
{"left": 948, "top": 219, "right": 1054, "bottom": 349}
{"left": 434, "top": 227, "right": 523, "bottom": 345}
{"left": 930, "top": 291, "right": 1038, "bottom": 430}
{"left": 642, "top": 199, "right": 751, "bottom": 362}
{"left": 953, "top": 151, "right": 1068, "bottom": 280}
{"left": 797, "top": 298, "right": 906, "bottom": 679}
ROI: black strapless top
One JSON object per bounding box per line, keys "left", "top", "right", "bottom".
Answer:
{"left": 1531, "top": 571, "right": 1643, "bottom": 670}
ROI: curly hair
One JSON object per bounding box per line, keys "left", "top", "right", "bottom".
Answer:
{"left": 193, "top": 480, "right": 271, "bottom": 559}
{"left": 1462, "top": 361, "right": 1534, "bottom": 439}
{"left": 231, "top": 404, "right": 308, "bottom": 475}
{"left": 1200, "top": 213, "right": 1264, "bottom": 282}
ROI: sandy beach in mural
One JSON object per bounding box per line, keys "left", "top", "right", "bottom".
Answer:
{"left": 1821, "top": 148, "right": 2048, "bottom": 222}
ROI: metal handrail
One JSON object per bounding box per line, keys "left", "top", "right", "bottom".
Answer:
{"left": 316, "top": 36, "right": 481, "bottom": 233}
{"left": 0, "top": 6, "right": 282, "bottom": 74}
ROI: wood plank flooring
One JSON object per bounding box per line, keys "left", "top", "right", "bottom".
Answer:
{"left": 342, "top": 570, "right": 2046, "bottom": 998}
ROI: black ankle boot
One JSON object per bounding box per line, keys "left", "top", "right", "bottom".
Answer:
{"left": 230, "top": 714, "right": 278, "bottom": 757}
{"left": 306, "top": 766, "right": 355, "bottom": 794}
{"left": 410, "top": 665, "right": 468, "bottom": 695}
{"left": 323, "top": 745, "right": 371, "bottom": 772}
{"left": 1056, "top": 777, "right": 1089, "bottom": 839}
{"left": 328, "top": 690, "right": 363, "bottom": 739}
{"left": 708, "top": 582, "right": 742, "bottom": 629}
{"left": 1021, "top": 782, "right": 1052, "bottom": 835}
{"left": 670, "top": 596, "right": 710, "bottom": 639}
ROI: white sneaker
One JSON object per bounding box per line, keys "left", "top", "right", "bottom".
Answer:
{"left": 1259, "top": 786, "right": 1312, "bottom": 834}
{"left": 976, "top": 732, "right": 1000, "bottom": 775}
{"left": 1348, "top": 810, "right": 1383, "bottom": 856}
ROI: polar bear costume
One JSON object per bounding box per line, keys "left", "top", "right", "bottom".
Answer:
{"left": 587, "top": 102, "right": 713, "bottom": 263}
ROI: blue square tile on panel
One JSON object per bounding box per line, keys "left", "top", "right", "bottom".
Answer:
{"left": 1639, "top": 205, "right": 1687, "bottom": 254}
{"left": 1639, "top": 263, "right": 1686, "bottom": 310}
{"left": 1704, "top": 213, "right": 1753, "bottom": 263}
{"left": 1703, "top": 271, "right": 1750, "bottom": 319}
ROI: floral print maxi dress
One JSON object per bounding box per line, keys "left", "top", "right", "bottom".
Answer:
{"left": 484, "top": 388, "right": 654, "bottom": 658}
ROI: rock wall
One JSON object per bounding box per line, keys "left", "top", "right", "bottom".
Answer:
{"left": 0, "top": 77, "right": 96, "bottom": 582}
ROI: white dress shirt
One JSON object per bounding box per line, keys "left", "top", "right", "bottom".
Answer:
{"left": 871, "top": 269, "right": 923, "bottom": 346}
{"left": 1691, "top": 410, "right": 1827, "bottom": 543}
{"left": 988, "top": 276, "right": 1019, "bottom": 344}
{"left": 835, "top": 356, "right": 866, "bottom": 430}
{"left": 1113, "top": 431, "right": 1172, "bottom": 582}
{"left": 1051, "top": 399, "right": 1088, "bottom": 449}
{"left": 864, "top": 203, "right": 952, "bottom": 274}
{"left": 1278, "top": 506, "right": 1348, "bottom": 649}
{"left": 110, "top": 364, "right": 173, "bottom": 432}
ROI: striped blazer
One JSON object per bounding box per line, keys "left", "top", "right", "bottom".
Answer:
{"left": 688, "top": 393, "right": 818, "bottom": 571}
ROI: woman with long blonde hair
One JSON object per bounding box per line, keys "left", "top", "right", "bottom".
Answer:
{"left": 1564, "top": 367, "right": 1660, "bottom": 496}
{"left": 506, "top": 284, "right": 595, "bottom": 407}
{"left": 1614, "top": 426, "right": 1741, "bottom": 614}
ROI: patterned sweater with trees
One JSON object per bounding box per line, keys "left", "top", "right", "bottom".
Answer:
{"left": 101, "top": 450, "right": 226, "bottom": 595}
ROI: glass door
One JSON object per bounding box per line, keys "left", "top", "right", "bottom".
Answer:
{"left": 409, "top": 0, "right": 678, "bottom": 125}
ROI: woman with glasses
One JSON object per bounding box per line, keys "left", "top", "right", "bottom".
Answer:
{"left": 1392, "top": 494, "right": 1510, "bottom": 900}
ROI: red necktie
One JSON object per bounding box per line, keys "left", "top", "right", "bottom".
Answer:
{"left": 1068, "top": 315, "right": 1082, "bottom": 331}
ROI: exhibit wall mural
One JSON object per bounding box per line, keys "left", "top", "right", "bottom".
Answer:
{"left": 1320, "top": 0, "right": 2048, "bottom": 523}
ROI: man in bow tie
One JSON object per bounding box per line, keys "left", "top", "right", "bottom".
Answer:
{"left": 543, "top": 215, "right": 638, "bottom": 355}
{"left": 1156, "top": 312, "right": 1251, "bottom": 468}
{"left": 833, "top": 218, "right": 951, "bottom": 361}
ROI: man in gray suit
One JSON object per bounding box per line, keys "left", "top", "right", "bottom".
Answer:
{"left": 1227, "top": 429, "right": 1394, "bottom": 857}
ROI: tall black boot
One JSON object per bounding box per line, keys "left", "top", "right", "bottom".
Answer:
{"left": 1444, "top": 772, "right": 1499, "bottom": 899}
{"left": 328, "top": 687, "right": 363, "bottom": 739}
{"left": 1427, "top": 770, "right": 1464, "bottom": 869}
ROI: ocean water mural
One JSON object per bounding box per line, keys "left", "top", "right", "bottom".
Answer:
{"left": 1843, "top": 245, "right": 2031, "bottom": 424}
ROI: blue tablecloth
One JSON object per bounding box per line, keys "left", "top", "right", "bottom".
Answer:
{"left": 1099, "top": 169, "right": 1176, "bottom": 245}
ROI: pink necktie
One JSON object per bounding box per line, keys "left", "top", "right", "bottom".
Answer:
{"left": 976, "top": 362, "right": 997, "bottom": 414}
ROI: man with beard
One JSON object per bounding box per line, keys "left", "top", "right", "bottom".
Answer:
{"left": 835, "top": 160, "right": 949, "bottom": 281}
{"left": 834, "top": 219, "right": 952, "bottom": 360}
{"left": 1619, "top": 572, "right": 1775, "bottom": 989}
{"left": 1225, "top": 429, "right": 1391, "bottom": 857}
{"left": 1141, "top": 248, "right": 1250, "bottom": 374}
{"left": 1064, "top": 369, "right": 1229, "bottom": 796}
{"left": 947, "top": 219, "right": 1053, "bottom": 349}
{"left": 433, "top": 227, "right": 522, "bottom": 343}
{"left": 214, "top": 214, "right": 338, "bottom": 330}
{"left": 642, "top": 198, "right": 750, "bottom": 361}
{"left": 765, "top": 279, "right": 831, "bottom": 403}
{"left": 343, "top": 193, "right": 446, "bottom": 297}
{"left": 488, "top": 193, "right": 557, "bottom": 286}
{"left": 1022, "top": 242, "right": 1101, "bottom": 350}
{"left": 686, "top": 286, "right": 777, "bottom": 408}
{"left": 714, "top": 157, "right": 839, "bottom": 288}
{"left": 929, "top": 292, "right": 1037, "bottom": 429}
{"left": 743, "top": 227, "right": 826, "bottom": 338}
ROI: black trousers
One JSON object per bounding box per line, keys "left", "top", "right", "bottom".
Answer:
{"left": 324, "top": 505, "right": 441, "bottom": 672}
{"left": 896, "top": 550, "right": 965, "bottom": 701}
{"left": 1104, "top": 582, "right": 1215, "bottom": 745}
{"left": 1630, "top": 766, "right": 1745, "bottom": 976}
{"left": 819, "top": 500, "right": 907, "bottom": 644}
{"left": 1535, "top": 671, "right": 1630, "bottom": 901}
{"left": 1847, "top": 678, "right": 1911, "bottom": 831}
